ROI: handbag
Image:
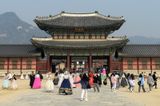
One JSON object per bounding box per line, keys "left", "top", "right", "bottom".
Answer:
{"left": 138, "top": 81, "right": 141, "bottom": 85}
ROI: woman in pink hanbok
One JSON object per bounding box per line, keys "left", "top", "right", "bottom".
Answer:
{"left": 74, "top": 73, "right": 81, "bottom": 88}
{"left": 32, "top": 72, "right": 41, "bottom": 89}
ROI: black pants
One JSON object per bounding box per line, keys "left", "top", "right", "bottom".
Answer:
{"left": 153, "top": 81, "right": 157, "bottom": 89}
{"left": 93, "top": 83, "right": 100, "bottom": 92}
{"left": 138, "top": 85, "right": 146, "bottom": 92}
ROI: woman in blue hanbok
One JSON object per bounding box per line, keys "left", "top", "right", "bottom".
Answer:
{"left": 59, "top": 71, "right": 73, "bottom": 95}
{"left": 2, "top": 73, "right": 10, "bottom": 89}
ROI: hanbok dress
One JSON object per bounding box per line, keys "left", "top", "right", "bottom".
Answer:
{"left": 73, "top": 73, "right": 81, "bottom": 88}
{"left": 32, "top": 74, "right": 41, "bottom": 89}
{"left": 10, "top": 76, "right": 18, "bottom": 89}
{"left": 2, "top": 75, "right": 10, "bottom": 89}
{"left": 45, "top": 74, "right": 54, "bottom": 92}
{"left": 101, "top": 68, "right": 107, "bottom": 81}
{"left": 25, "top": 74, "right": 29, "bottom": 80}
{"left": 59, "top": 74, "right": 73, "bottom": 95}
{"left": 20, "top": 73, "right": 24, "bottom": 80}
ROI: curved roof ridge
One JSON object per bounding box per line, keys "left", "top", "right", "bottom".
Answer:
{"left": 35, "top": 11, "right": 124, "bottom": 21}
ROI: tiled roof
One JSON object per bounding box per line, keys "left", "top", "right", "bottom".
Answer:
{"left": 121, "top": 45, "right": 160, "bottom": 57}
{"left": 1, "top": 44, "right": 160, "bottom": 57}
{"left": 31, "top": 38, "right": 128, "bottom": 49}
{"left": 34, "top": 12, "right": 125, "bottom": 35}
{"left": 0, "top": 45, "right": 40, "bottom": 57}
{"left": 35, "top": 12, "right": 125, "bottom": 28}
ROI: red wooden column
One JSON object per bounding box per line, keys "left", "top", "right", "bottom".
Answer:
{"left": 121, "top": 58, "right": 124, "bottom": 72}
{"left": 66, "top": 54, "right": 71, "bottom": 71}
{"left": 85, "top": 61, "right": 88, "bottom": 69}
{"left": 88, "top": 54, "right": 93, "bottom": 72}
{"left": 109, "top": 55, "right": 112, "bottom": 73}
{"left": 47, "top": 56, "right": 51, "bottom": 72}
{"left": 7, "top": 58, "right": 9, "bottom": 72}
{"left": 20, "top": 58, "right": 22, "bottom": 73}
{"left": 137, "top": 58, "right": 139, "bottom": 74}
{"left": 36, "top": 57, "right": 37, "bottom": 71}
{"left": 150, "top": 57, "right": 152, "bottom": 73}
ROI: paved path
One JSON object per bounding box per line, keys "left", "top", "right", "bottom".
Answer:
{"left": 1, "top": 85, "right": 144, "bottom": 106}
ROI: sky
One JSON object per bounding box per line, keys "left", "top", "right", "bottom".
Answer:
{"left": 0, "top": 0, "right": 160, "bottom": 38}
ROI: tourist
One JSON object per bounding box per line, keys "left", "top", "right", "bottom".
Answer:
{"left": 29, "top": 71, "right": 35, "bottom": 88}
{"left": 152, "top": 72, "right": 158, "bottom": 89}
{"left": 7, "top": 72, "right": 13, "bottom": 80}
{"left": 25, "top": 72, "right": 29, "bottom": 80}
{"left": 20, "top": 72, "right": 24, "bottom": 80}
{"left": 97, "top": 72, "right": 102, "bottom": 87}
{"left": 129, "top": 74, "right": 135, "bottom": 92}
{"left": 126, "top": 73, "right": 131, "bottom": 90}
{"left": 74, "top": 73, "right": 90, "bottom": 101}
{"left": 115, "top": 73, "right": 120, "bottom": 89}
{"left": 73, "top": 72, "right": 81, "bottom": 88}
{"left": 69, "top": 72, "right": 75, "bottom": 88}
{"left": 120, "top": 73, "right": 128, "bottom": 87}
{"left": 59, "top": 71, "right": 73, "bottom": 95}
{"left": 88, "top": 71, "right": 94, "bottom": 88}
{"left": 32, "top": 71, "right": 42, "bottom": 89}
{"left": 101, "top": 68, "right": 107, "bottom": 83}
{"left": 10, "top": 74, "right": 18, "bottom": 90}
{"left": 138, "top": 73, "right": 146, "bottom": 92}
{"left": 2, "top": 73, "right": 10, "bottom": 89}
{"left": 57, "top": 69, "right": 64, "bottom": 87}
{"left": 111, "top": 73, "right": 117, "bottom": 91}
{"left": 147, "top": 73, "right": 154, "bottom": 91}
{"left": 93, "top": 73, "right": 100, "bottom": 92}
{"left": 45, "top": 72, "right": 54, "bottom": 92}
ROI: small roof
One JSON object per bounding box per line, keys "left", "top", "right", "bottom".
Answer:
{"left": 31, "top": 37, "right": 128, "bottom": 49}
{"left": 121, "top": 45, "right": 160, "bottom": 57}
{"left": 0, "top": 45, "right": 40, "bottom": 57}
{"left": 34, "top": 11, "right": 125, "bottom": 34}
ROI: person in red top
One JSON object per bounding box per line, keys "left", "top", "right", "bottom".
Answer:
{"left": 88, "top": 71, "right": 94, "bottom": 88}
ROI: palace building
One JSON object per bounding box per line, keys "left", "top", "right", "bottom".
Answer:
{"left": 0, "top": 11, "right": 160, "bottom": 76}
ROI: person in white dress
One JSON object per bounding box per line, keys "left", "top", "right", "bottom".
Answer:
{"left": 10, "top": 74, "right": 18, "bottom": 90}
{"left": 25, "top": 73, "right": 29, "bottom": 80}
{"left": 45, "top": 72, "right": 54, "bottom": 92}
{"left": 20, "top": 72, "right": 24, "bottom": 80}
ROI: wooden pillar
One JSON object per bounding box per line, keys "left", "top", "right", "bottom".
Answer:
{"left": 137, "top": 58, "right": 139, "bottom": 74}
{"left": 66, "top": 54, "right": 71, "bottom": 71}
{"left": 85, "top": 61, "right": 87, "bottom": 69}
{"left": 109, "top": 55, "right": 112, "bottom": 73}
{"left": 88, "top": 55, "right": 92, "bottom": 72}
{"left": 7, "top": 58, "right": 9, "bottom": 72}
{"left": 36, "top": 57, "right": 37, "bottom": 71}
{"left": 20, "top": 58, "right": 22, "bottom": 73}
{"left": 121, "top": 58, "right": 124, "bottom": 71}
{"left": 47, "top": 56, "right": 51, "bottom": 72}
{"left": 150, "top": 57, "right": 152, "bottom": 73}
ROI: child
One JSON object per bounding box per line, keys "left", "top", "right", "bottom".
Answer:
{"left": 74, "top": 73, "right": 90, "bottom": 101}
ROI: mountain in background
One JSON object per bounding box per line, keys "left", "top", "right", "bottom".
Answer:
{"left": 0, "top": 12, "right": 49, "bottom": 44}
{"left": 128, "top": 36, "right": 160, "bottom": 44}
{"left": 0, "top": 12, "right": 160, "bottom": 44}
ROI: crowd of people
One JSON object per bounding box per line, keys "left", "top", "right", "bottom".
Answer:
{"left": 109, "top": 71, "right": 158, "bottom": 93}
{"left": 1, "top": 68, "right": 159, "bottom": 102}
